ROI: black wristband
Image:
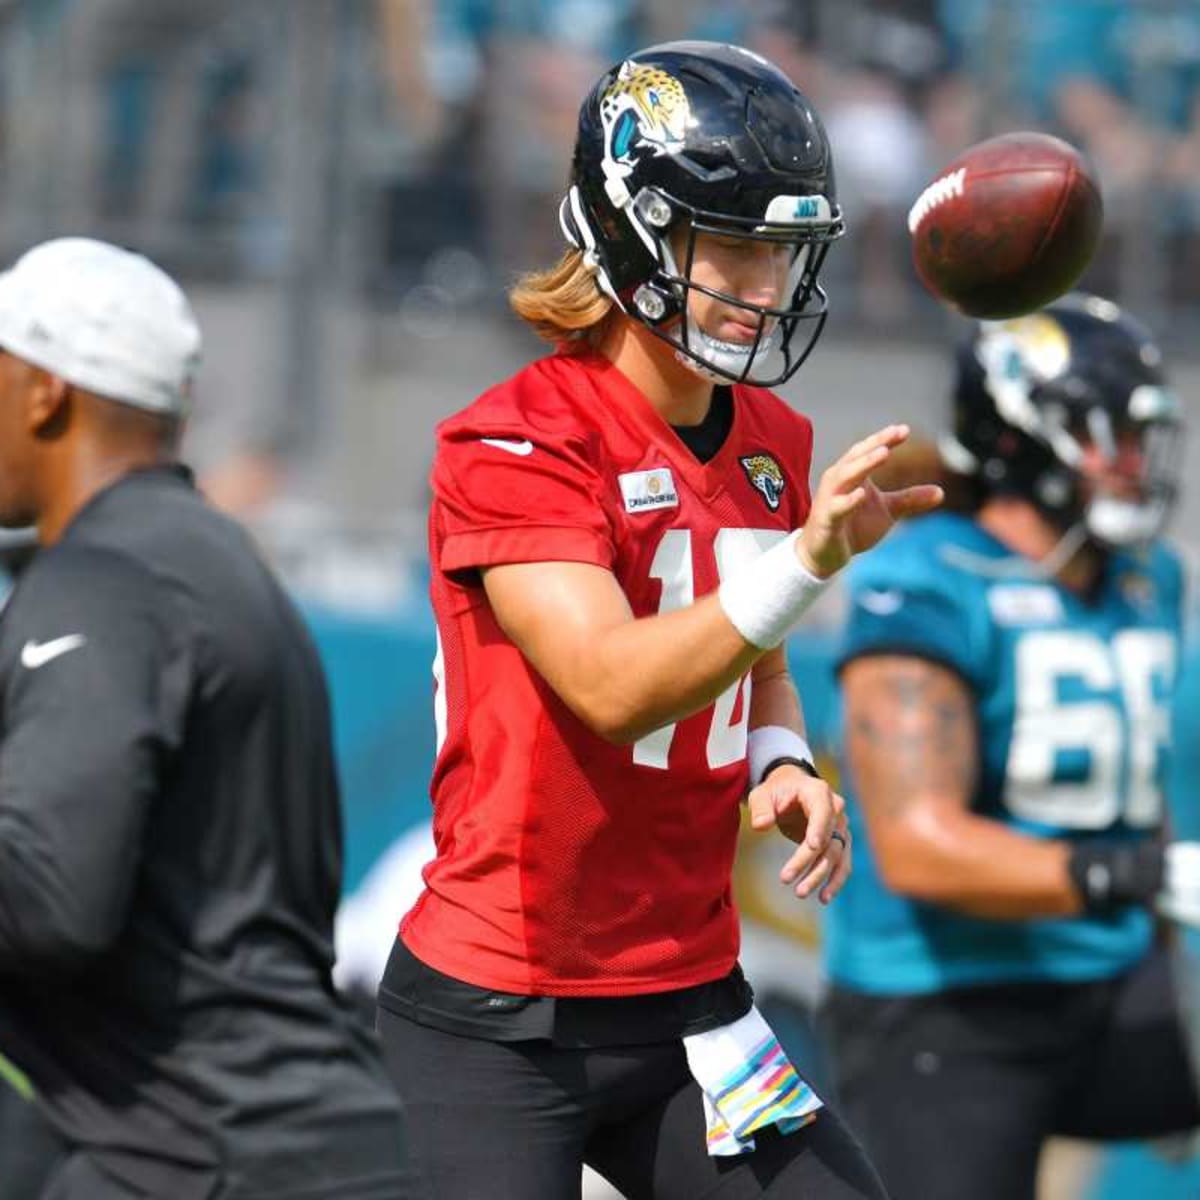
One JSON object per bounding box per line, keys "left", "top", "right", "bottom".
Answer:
{"left": 1066, "top": 840, "right": 1165, "bottom": 913}
{"left": 760, "top": 755, "right": 820, "bottom": 784}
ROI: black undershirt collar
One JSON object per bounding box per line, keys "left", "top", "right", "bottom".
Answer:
{"left": 671, "top": 386, "right": 733, "bottom": 464}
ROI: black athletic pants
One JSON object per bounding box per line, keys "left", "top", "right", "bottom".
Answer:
{"left": 378, "top": 1007, "right": 888, "bottom": 1199}
{"left": 822, "top": 944, "right": 1200, "bottom": 1200}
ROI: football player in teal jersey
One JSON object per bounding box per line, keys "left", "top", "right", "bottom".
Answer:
{"left": 823, "top": 293, "right": 1200, "bottom": 1200}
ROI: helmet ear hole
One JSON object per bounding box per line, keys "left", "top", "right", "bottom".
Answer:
{"left": 632, "top": 188, "right": 675, "bottom": 232}
{"left": 633, "top": 281, "right": 679, "bottom": 325}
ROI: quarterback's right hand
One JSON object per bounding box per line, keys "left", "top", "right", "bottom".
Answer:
{"left": 1157, "top": 842, "right": 1200, "bottom": 929}
{"left": 795, "top": 424, "right": 944, "bottom": 579}
{"left": 747, "top": 764, "right": 852, "bottom": 904}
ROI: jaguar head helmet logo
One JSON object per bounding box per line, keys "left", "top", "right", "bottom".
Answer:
{"left": 599, "top": 62, "right": 691, "bottom": 181}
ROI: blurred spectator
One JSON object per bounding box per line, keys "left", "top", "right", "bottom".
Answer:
{"left": 920, "top": 69, "right": 983, "bottom": 162}
{"left": 930, "top": 0, "right": 1200, "bottom": 320}
{"left": 823, "top": 70, "right": 929, "bottom": 325}
{"left": 1053, "top": 75, "right": 1163, "bottom": 218}
{"left": 376, "top": 0, "right": 449, "bottom": 154}
{"left": 936, "top": 0, "right": 1131, "bottom": 120}
{"left": 197, "top": 447, "right": 285, "bottom": 520}
{"left": 475, "top": 0, "right": 640, "bottom": 282}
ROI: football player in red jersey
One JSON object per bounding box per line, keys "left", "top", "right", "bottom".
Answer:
{"left": 378, "top": 41, "right": 941, "bottom": 1199}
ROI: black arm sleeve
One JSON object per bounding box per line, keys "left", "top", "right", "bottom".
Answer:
{"left": 0, "top": 550, "right": 192, "bottom": 971}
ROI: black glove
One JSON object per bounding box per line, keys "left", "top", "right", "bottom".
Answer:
{"left": 1067, "top": 839, "right": 1165, "bottom": 914}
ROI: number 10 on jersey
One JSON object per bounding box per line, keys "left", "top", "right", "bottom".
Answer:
{"left": 634, "top": 527, "right": 788, "bottom": 771}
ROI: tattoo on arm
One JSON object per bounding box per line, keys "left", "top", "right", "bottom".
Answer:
{"left": 844, "top": 657, "right": 978, "bottom": 818}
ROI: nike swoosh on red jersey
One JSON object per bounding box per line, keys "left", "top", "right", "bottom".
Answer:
{"left": 480, "top": 438, "right": 534, "bottom": 456}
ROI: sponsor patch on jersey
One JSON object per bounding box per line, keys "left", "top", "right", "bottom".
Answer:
{"left": 619, "top": 467, "right": 678, "bottom": 513}
{"left": 987, "top": 584, "right": 1065, "bottom": 626}
{"left": 740, "top": 453, "right": 786, "bottom": 512}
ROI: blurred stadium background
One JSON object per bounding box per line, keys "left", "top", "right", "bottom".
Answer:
{"left": 4, "top": 2, "right": 1200, "bottom": 1198}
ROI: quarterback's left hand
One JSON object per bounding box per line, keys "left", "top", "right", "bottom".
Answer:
{"left": 748, "top": 764, "right": 851, "bottom": 904}
{"left": 795, "top": 424, "right": 944, "bottom": 578}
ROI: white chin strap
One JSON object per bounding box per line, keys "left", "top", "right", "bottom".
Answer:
{"left": 674, "top": 327, "right": 781, "bottom": 383}
{"left": 1086, "top": 496, "right": 1166, "bottom": 548}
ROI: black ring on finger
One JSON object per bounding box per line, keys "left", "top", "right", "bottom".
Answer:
{"left": 830, "top": 830, "right": 847, "bottom": 849}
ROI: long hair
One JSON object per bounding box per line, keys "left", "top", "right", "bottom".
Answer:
{"left": 509, "top": 249, "right": 616, "bottom": 351}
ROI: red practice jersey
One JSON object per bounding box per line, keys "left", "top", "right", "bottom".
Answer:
{"left": 401, "top": 350, "right": 814, "bottom": 995}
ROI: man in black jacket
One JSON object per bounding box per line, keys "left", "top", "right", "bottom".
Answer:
{"left": 0, "top": 238, "right": 412, "bottom": 1199}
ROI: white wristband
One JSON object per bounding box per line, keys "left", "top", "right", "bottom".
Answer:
{"left": 1158, "top": 842, "right": 1200, "bottom": 930}
{"left": 717, "top": 531, "right": 831, "bottom": 650}
{"left": 748, "top": 725, "right": 815, "bottom": 787}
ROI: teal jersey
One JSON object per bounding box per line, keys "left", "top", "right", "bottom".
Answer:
{"left": 825, "top": 511, "right": 1184, "bottom": 994}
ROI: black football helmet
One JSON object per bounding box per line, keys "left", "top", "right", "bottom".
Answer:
{"left": 559, "top": 41, "right": 844, "bottom": 386}
{"left": 943, "top": 293, "right": 1183, "bottom": 548}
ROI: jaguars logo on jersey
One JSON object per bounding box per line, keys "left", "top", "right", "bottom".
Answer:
{"left": 599, "top": 62, "right": 690, "bottom": 182}
{"left": 740, "top": 453, "right": 786, "bottom": 512}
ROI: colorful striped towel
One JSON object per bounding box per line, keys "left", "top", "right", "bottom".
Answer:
{"left": 683, "top": 1004, "right": 823, "bottom": 1156}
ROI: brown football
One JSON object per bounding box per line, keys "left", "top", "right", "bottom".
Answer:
{"left": 908, "top": 131, "right": 1103, "bottom": 319}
